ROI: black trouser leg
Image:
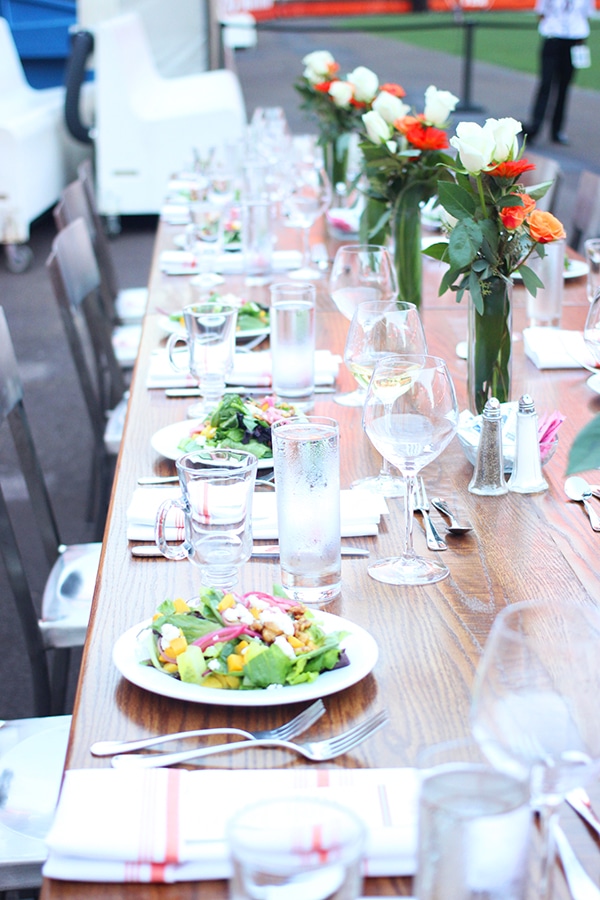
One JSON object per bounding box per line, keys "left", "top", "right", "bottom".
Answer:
{"left": 530, "top": 38, "right": 557, "bottom": 135}
{"left": 551, "top": 39, "right": 575, "bottom": 138}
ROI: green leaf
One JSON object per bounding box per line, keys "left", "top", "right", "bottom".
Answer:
{"left": 423, "top": 241, "right": 450, "bottom": 262}
{"left": 566, "top": 415, "right": 600, "bottom": 474}
{"left": 525, "top": 180, "right": 552, "bottom": 201}
{"left": 468, "top": 271, "right": 485, "bottom": 314}
{"left": 518, "top": 264, "right": 544, "bottom": 295}
{"left": 437, "top": 181, "right": 477, "bottom": 219}
{"left": 448, "top": 219, "right": 482, "bottom": 268}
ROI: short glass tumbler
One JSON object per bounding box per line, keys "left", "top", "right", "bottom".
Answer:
{"left": 227, "top": 796, "right": 365, "bottom": 900}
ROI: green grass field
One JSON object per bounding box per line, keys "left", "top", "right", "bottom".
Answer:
{"left": 339, "top": 12, "right": 600, "bottom": 90}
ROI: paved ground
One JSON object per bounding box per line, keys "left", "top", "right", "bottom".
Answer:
{"left": 0, "top": 24, "right": 598, "bottom": 719}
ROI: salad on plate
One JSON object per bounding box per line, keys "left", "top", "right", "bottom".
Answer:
{"left": 167, "top": 294, "right": 269, "bottom": 336}
{"left": 177, "top": 394, "right": 296, "bottom": 460}
{"left": 138, "top": 587, "right": 349, "bottom": 691}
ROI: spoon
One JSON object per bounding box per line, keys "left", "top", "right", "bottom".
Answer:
{"left": 431, "top": 497, "right": 472, "bottom": 534}
{"left": 564, "top": 476, "right": 600, "bottom": 532}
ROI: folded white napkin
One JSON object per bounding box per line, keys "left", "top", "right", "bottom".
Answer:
{"left": 126, "top": 488, "right": 388, "bottom": 542}
{"left": 43, "top": 767, "right": 420, "bottom": 883}
{"left": 522, "top": 327, "right": 596, "bottom": 370}
{"left": 160, "top": 205, "right": 191, "bottom": 226}
{"left": 159, "top": 249, "right": 302, "bottom": 276}
{"left": 145, "top": 349, "right": 341, "bottom": 389}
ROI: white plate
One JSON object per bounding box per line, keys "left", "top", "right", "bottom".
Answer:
{"left": 157, "top": 314, "right": 269, "bottom": 342}
{"left": 513, "top": 259, "right": 589, "bottom": 281}
{"left": 173, "top": 233, "right": 241, "bottom": 252}
{"left": 113, "top": 611, "right": 379, "bottom": 707}
{"left": 587, "top": 372, "right": 600, "bottom": 394}
{"left": 151, "top": 418, "right": 274, "bottom": 467}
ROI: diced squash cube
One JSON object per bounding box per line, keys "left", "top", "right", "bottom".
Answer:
{"left": 217, "top": 593, "right": 236, "bottom": 612}
{"left": 163, "top": 663, "right": 179, "bottom": 674}
{"left": 287, "top": 635, "right": 303, "bottom": 649}
{"left": 227, "top": 653, "right": 244, "bottom": 672}
{"left": 173, "top": 597, "right": 190, "bottom": 613}
{"left": 165, "top": 635, "right": 187, "bottom": 657}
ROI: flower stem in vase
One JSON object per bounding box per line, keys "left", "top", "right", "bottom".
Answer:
{"left": 392, "top": 186, "right": 424, "bottom": 310}
{"left": 323, "top": 133, "right": 351, "bottom": 201}
{"left": 467, "top": 277, "right": 513, "bottom": 415}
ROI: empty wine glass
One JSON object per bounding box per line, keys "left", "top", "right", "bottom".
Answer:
{"left": 186, "top": 201, "right": 228, "bottom": 291}
{"left": 284, "top": 162, "right": 332, "bottom": 281}
{"left": 330, "top": 245, "right": 398, "bottom": 406}
{"left": 362, "top": 354, "right": 458, "bottom": 585}
{"left": 166, "top": 300, "right": 238, "bottom": 419}
{"left": 471, "top": 598, "right": 600, "bottom": 899}
{"left": 583, "top": 287, "right": 600, "bottom": 366}
{"left": 345, "top": 301, "right": 427, "bottom": 497}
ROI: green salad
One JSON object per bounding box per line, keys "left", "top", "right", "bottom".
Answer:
{"left": 177, "top": 394, "right": 295, "bottom": 460}
{"left": 168, "top": 295, "right": 269, "bottom": 335}
{"left": 140, "top": 587, "right": 349, "bottom": 690}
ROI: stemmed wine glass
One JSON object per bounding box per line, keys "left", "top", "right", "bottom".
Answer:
{"left": 345, "top": 301, "right": 428, "bottom": 497}
{"left": 185, "top": 201, "right": 228, "bottom": 292}
{"left": 362, "top": 354, "right": 458, "bottom": 584}
{"left": 284, "top": 161, "right": 332, "bottom": 281}
{"left": 471, "top": 598, "right": 600, "bottom": 900}
{"left": 329, "top": 245, "right": 398, "bottom": 406}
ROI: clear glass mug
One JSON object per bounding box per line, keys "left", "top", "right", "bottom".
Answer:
{"left": 155, "top": 449, "right": 257, "bottom": 590}
{"left": 166, "top": 300, "right": 238, "bottom": 418}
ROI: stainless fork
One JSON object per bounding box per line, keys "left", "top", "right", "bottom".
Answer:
{"left": 90, "top": 699, "right": 326, "bottom": 757}
{"left": 413, "top": 477, "right": 447, "bottom": 551}
{"left": 110, "top": 709, "right": 388, "bottom": 769}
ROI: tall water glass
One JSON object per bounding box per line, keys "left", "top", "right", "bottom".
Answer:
{"left": 166, "top": 300, "right": 237, "bottom": 418}
{"left": 471, "top": 598, "right": 600, "bottom": 900}
{"left": 227, "top": 797, "right": 365, "bottom": 900}
{"left": 362, "top": 354, "right": 458, "bottom": 586}
{"left": 416, "top": 738, "right": 531, "bottom": 900}
{"left": 525, "top": 240, "right": 564, "bottom": 327}
{"left": 284, "top": 161, "right": 332, "bottom": 280}
{"left": 269, "top": 282, "right": 316, "bottom": 405}
{"left": 186, "top": 201, "right": 228, "bottom": 290}
{"left": 272, "top": 416, "right": 341, "bottom": 606}
{"left": 154, "top": 449, "right": 257, "bottom": 590}
{"left": 583, "top": 287, "right": 600, "bottom": 365}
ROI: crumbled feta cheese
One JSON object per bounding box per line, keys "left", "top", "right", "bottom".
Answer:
{"left": 260, "top": 609, "right": 294, "bottom": 636}
{"left": 222, "top": 604, "right": 254, "bottom": 625}
{"left": 274, "top": 635, "right": 296, "bottom": 660}
{"left": 245, "top": 594, "right": 269, "bottom": 610}
{"left": 207, "top": 659, "right": 221, "bottom": 671}
{"left": 160, "top": 623, "right": 181, "bottom": 642}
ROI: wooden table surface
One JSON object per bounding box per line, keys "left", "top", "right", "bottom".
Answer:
{"left": 41, "top": 219, "right": 600, "bottom": 899}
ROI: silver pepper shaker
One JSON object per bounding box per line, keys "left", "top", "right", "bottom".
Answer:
{"left": 468, "top": 397, "right": 508, "bottom": 495}
{"left": 507, "top": 394, "right": 548, "bottom": 494}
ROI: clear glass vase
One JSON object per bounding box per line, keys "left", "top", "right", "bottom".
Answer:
{"left": 467, "top": 277, "right": 513, "bottom": 415}
{"left": 323, "top": 133, "right": 351, "bottom": 199}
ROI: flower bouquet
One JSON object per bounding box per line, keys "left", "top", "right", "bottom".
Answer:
{"left": 294, "top": 51, "right": 379, "bottom": 190}
{"left": 359, "top": 84, "right": 459, "bottom": 308}
{"left": 424, "top": 116, "right": 565, "bottom": 413}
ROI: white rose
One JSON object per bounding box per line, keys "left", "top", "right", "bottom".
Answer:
{"left": 328, "top": 80, "right": 354, "bottom": 108}
{"left": 423, "top": 85, "right": 459, "bottom": 126}
{"left": 450, "top": 121, "right": 495, "bottom": 174}
{"left": 362, "top": 110, "right": 393, "bottom": 145}
{"left": 302, "top": 50, "right": 335, "bottom": 84}
{"left": 485, "top": 117, "right": 522, "bottom": 162}
{"left": 372, "top": 90, "right": 410, "bottom": 125}
{"left": 347, "top": 66, "right": 379, "bottom": 103}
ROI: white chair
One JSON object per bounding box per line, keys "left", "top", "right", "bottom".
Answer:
{"left": 0, "top": 715, "right": 71, "bottom": 894}
{"left": 0, "top": 305, "right": 100, "bottom": 717}
{"left": 92, "top": 11, "right": 247, "bottom": 217}
{"left": 0, "top": 17, "right": 84, "bottom": 273}
{"left": 520, "top": 150, "right": 562, "bottom": 215}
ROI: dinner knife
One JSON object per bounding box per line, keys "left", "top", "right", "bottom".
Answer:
{"left": 165, "top": 386, "right": 336, "bottom": 398}
{"left": 131, "top": 545, "right": 370, "bottom": 558}
{"left": 566, "top": 787, "right": 600, "bottom": 837}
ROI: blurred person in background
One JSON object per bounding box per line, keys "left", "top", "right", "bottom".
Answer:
{"left": 525, "top": 0, "right": 595, "bottom": 145}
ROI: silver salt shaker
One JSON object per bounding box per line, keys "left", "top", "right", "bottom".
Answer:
{"left": 468, "top": 397, "right": 508, "bottom": 496}
{"left": 507, "top": 394, "right": 548, "bottom": 494}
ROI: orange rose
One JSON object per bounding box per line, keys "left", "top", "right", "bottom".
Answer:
{"left": 394, "top": 114, "right": 422, "bottom": 134}
{"left": 499, "top": 193, "right": 536, "bottom": 230}
{"left": 379, "top": 82, "right": 406, "bottom": 98}
{"left": 527, "top": 210, "right": 566, "bottom": 243}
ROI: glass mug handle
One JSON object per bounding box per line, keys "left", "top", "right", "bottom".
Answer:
{"left": 154, "top": 496, "right": 189, "bottom": 560}
{"left": 166, "top": 332, "right": 190, "bottom": 372}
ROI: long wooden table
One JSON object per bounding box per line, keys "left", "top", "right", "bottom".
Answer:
{"left": 42, "top": 218, "right": 600, "bottom": 899}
